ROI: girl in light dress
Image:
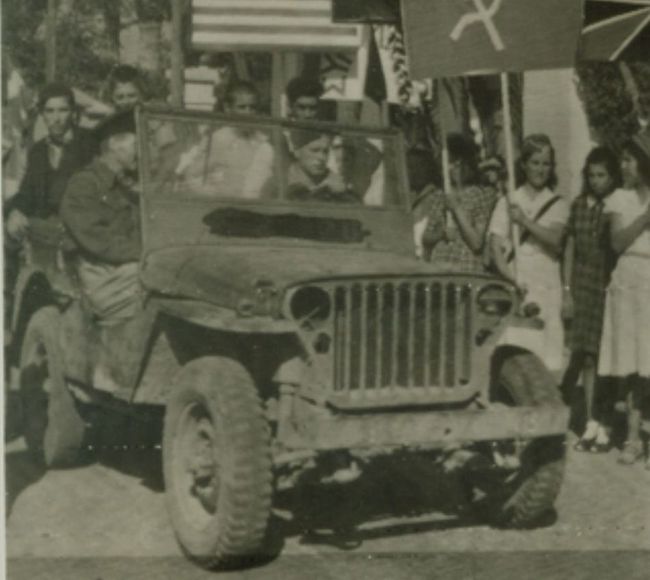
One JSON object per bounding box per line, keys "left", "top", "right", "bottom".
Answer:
{"left": 562, "top": 147, "right": 620, "bottom": 452}
{"left": 489, "top": 134, "right": 569, "bottom": 374}
{"left": 598, "top": 132, "right": 650, "bottom": 466}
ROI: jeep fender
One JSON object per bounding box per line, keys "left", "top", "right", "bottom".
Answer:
{"left": 8, "top": 267, "right": 56, "bottom": 371}
{"left": 11, "top": 266, "right": 53, "bottom": 334}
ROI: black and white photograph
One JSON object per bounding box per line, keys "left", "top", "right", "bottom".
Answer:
{"left": 1, "top": 1, "right": 649, "bottom": 578}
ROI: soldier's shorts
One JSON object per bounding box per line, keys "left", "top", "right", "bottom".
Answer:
{"left": 77, "top": 259, "right": 140, "bottom": 326}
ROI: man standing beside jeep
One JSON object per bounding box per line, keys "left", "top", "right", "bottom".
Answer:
{"left": 60, "top": 111, "right": 141, "bottom": 325}
{"left": 4, "top": 83, "right": 96, "bottom": 351}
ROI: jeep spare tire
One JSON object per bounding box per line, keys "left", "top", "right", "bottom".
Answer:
{"left": 163, "top": 356, "right": 272, "bottom": 569}
{"left": 20, "top": 306, "right": 86, "bottom": 467}
{"left": 489, "top": 351, "right": 567, "bottom": 528}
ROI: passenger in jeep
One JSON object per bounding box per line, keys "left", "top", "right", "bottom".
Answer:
{"left": 60, "top": 111, "right": 141, "bottom": 326}
{"left": 174, "top": 81, "right": 273, "bottom": 199}
{"left": 282, "top": 129, "right": 359, "bottom": 203}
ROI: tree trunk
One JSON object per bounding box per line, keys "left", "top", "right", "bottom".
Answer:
{"left": 138, "top": 21, "right": 162, "bottom": 71}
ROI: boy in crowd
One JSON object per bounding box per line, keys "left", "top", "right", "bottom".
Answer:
{"left": 286, "top": 76, "right": 324, "bottom": 121}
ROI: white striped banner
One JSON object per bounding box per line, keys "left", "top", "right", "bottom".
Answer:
{"left": 191, "top": 0, "right": 363, "bottom": 51}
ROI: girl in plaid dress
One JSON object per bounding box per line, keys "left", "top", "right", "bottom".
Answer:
{"left": 562, "top": 147, "right": 620, "bottom": 452}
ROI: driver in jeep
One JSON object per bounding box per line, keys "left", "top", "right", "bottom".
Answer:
{"left": 280, "top": 129, "right": 359, "bottom": 203}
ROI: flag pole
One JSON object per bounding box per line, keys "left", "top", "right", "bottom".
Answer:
{"left": 438, "top": 79, "right": 453, "bottom": 230}
{"left": 170, "top": 0, "right": 186, "bottom": 107}
{"left": 271, "top": 52, "right": 284, "bottom": 118}
{"left": 45, "top": 0, "right": 57, "bottom": 82}
{"left": 500, "top": 72, "right": 520, "bottom": 285}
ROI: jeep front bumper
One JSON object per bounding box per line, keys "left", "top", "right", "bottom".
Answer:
{"left": 284, "top": 404, "right": 569, "bottom": 451}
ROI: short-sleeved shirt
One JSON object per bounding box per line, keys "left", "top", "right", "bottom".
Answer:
{"left": 489, "top": 186, "right": 569, "bottom": 263}
{"left": 205, "top": 127, "right": 274, "bottom": 198}
{"left": 604, "top": 188, "right": 650, "bottom": 258}
{"left": 426, "top": 184, "right": 497, "bottom": 271}
{"left": 489, "top": 186, "right": 569, "bottom": 371}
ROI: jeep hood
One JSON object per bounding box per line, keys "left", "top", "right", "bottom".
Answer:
{"left": 141, "top": 245, "right": 461, "bottom": 312}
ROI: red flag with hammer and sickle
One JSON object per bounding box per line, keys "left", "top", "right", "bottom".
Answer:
{"left": 401, "top": 0, "right": 584, "bottom": 79}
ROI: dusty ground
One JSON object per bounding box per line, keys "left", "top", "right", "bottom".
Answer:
{"left": 5, "top": 419, "right": 650, "bottom": 580}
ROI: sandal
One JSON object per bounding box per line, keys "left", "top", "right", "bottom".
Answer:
{"left": 574, "top": 421, "right": 599, "bottom": 452}
{"left": 590, "top": 425, "right": 611, "bottom": 454}
{"left": 574, "top": 438, "right": 594, "bottom": 452}
{"left": 618, "top": 440, "right": 644, "bottom": 465}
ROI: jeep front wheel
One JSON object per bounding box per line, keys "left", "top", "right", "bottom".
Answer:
{"left": 483, "top": 351, "right": 567, "bottom": 528}
{"left": 20, "top": 306, "right": 86, "bottom": 467}
{"left": 163, "top": 356, "right": 272, "bottom": 569}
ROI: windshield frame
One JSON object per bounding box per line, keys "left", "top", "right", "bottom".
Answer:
{"left": 135, "top": 104, "right": 411, "bottom": 212}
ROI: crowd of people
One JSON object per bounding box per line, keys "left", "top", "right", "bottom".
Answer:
{"left": 3, "top": 64, "right": 650, "bottom": 466}
{"left": 416, "top": 128, "right": 650, "bottom": 467}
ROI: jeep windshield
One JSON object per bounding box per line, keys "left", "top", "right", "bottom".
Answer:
{"left": 137, "top": 107, "right": 414, "bottom": 257}
{"left": 139, "top": 107, "right": 407, "bottom": 208}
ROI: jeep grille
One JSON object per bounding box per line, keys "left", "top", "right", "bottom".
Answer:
{"left": 331, "top": 280, "right": 474, "bottom": 395}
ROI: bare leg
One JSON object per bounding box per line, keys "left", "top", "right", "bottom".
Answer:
{"left": 573, "top": 353, "right": 601, "bottom": 450}
{"left": 583, "top": 354, "right": 596, "bottom": 423}
{"left": 619, "top": 375, "right": 644, "bottom": 464}
{"left": 627, "top": 378, "right": 643, "bottom": 444}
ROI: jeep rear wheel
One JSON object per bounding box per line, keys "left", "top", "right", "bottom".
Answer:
{"left": 20, "top": 306, "right": 86, "bottom": 467}
{"left": 483, "top": 351, "right": 567, "bottom": 528}
{"left": 163, "top": 357, "right": 272, "bottom": 569}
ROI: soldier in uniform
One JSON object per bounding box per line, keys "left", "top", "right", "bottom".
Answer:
{"left": 60, "top": 111, "right": 141, "bottom": 325}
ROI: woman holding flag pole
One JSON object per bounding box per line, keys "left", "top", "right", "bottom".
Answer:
{"left": 488, "top": 129, "right": 570, "bottom": 374}
{"left": 424, "top": 71, "right": 569, "bottom": 374}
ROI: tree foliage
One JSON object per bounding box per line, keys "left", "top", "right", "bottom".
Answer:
{"left": 135, "top": 0, "right": 171, "bottom": 21}
{"left": 2, "top": 0, "right": 48, "bottom": 87}
{"left": 2, "top": 0, "right": 170, "bottom": 102}
{"left": 576, "top": 62, "right": 649, "bottom": 150}
{"left": 55, "top": 4, "right": 117, "bottom": 94}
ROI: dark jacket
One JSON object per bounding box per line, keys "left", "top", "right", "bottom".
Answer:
{"left": 8, "top": 128, "right": 96, "bottom": 219}
{"left": 60, "top": 158, "right": 141, "bottom": 265}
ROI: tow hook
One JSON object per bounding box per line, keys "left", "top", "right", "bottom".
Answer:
{"left": 317, "top": 453, "right": 363, "bottom": 485}
{"left": 321, "top": 459, "right": 362, "bottom": 485}
{"left": 491, "top": 441, "right": 523, "bottom": 470}
{"left": 440, "top": 448, "right": 477, "bottom": 473}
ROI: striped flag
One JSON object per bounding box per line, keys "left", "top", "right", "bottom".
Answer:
{"left": 191, "top": 0, "right": 364, "bottom": 52}
{"left": 580, "top": 0, "right": 650, "bottom": 61}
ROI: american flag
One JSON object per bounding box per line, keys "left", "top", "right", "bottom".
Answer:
{"left": 191, "top": 0, "right": 364, "bottom": 52}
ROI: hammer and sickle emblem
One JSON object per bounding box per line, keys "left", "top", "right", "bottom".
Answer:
{"left": 450, "top": 0, "right": 505, "bottom": 51}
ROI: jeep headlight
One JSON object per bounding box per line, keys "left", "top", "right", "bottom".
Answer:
{"left": 289, "top": 286, "right": 332, "bottom": 331}
{"left": 476, "top": 284, "right": 513, "bottom": 317}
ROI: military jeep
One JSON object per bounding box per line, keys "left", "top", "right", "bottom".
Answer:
{"left": 11, "top": 106, "right": 568, "bottom": 568}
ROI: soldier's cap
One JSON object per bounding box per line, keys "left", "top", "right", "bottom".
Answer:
{"left": 95, "top": 110, "right": 136, "bottom": 144}
{"left": 290, "top": 129, "right": 333, "bottom": 151}
{"left": 631, "top": 130, "right": 650, "bottom": 162}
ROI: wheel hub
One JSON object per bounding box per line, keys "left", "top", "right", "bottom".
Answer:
{"left": 179, "top": 410, "right": 221, "bottom": 519}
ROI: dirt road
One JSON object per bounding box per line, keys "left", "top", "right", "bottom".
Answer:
{"left": 5, "top": 429, "right": 650, "bottom": 580}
